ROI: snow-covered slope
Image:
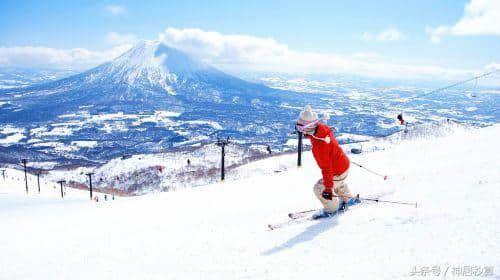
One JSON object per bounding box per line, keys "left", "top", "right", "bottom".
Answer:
{"left": 1, "top": 125, "right": 499, "bottom": 279}
{"left": 45, "top": 142, "right": 271, "bottom": 195}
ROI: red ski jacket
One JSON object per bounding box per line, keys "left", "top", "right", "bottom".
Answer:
{"left": 305, "top": 123, "right": 350, "bottom": 191}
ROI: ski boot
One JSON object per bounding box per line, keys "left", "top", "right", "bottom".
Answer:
{"left": 343, "top": 194, "right": 361, "bottom": 209}
{"left": 312, "top": 209, "right": 336, "bottom": 220}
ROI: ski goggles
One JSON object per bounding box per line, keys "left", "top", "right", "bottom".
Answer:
{"left": 295, "top": 119, "right": 319, "bottom": 134}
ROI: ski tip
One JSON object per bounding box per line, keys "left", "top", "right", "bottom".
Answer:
{"left": 383, "top": 175, "right": 388, "bottom": 180}
{"left": 268, "top": 224, "right": 276, "bottom": 230}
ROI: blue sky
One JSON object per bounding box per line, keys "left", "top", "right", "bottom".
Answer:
{"left": 1, "top": 0, "right": 499, "bottom": 80}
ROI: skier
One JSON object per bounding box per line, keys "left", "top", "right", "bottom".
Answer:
{"left": 296, "top": 105, "right": 358, "bottom": 218}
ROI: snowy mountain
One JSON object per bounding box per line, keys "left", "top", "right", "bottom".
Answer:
{"left": 0, "top": 41, "right": 285, "bottom": 121}
{"left": 0, "top": 41, "right": 304, "bottom": 166}
{"left": 1, "top": 124, "right": 498, "bottom": 279}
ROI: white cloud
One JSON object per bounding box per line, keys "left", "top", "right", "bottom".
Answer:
{"left": 0, "top": 44, "right": 132, "bottom": 70}
{"left": 1, "top": 26, "right": 497, "bottom": 83}
{"left": 427, "top": 0, "right": 500, "bottom": 43}
{"left": 105, "top": 4, "right": 126, "bottom": 16}
{"left": 106, "top": 32, "right": 138, "bottom": 46}
{"left": 362, "top": 28, "right": 406, "bottom": 42}
{"left": 486, "top": 62, "right": 500, "bottom": 71}
{"left": 158, "top": 27, "right": 481, "bottom": 81}
{"left": 351, "top": 52, "right": 380, "bottom": 60}
{"left": 425, "top": 26, "right": 450, "bottom": 44}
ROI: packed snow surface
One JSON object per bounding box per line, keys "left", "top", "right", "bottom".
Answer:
{"left": 1, "top": 125, "right": 499, "bottom": 279}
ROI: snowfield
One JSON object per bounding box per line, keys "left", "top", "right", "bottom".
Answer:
{"left": 1, "top": 124, "right": 499, "bottom": 279}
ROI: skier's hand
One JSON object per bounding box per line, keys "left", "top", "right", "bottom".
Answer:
{"left": 322, "top": 190, "right": 333, "bottom": 200}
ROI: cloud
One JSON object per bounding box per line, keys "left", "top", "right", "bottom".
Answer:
{"left": 351, "top": 52, "right": 380, "bottom": 60}
{"left": 106, "top": 32, "right": 138, "bottom": 46}
{"left": 425, "top": 26, "right": 450, "bottom": 44}
{"left": 105, "top": 4, "right": 126, "bottom": 16}
{"left": 0, "top": 44, "right": 132, "bottom": 70}
{"left": 485, "top": 63, "right": 500, "bottom": 73}
{"left": 158, "top": 27, "right": 480, "bottom": 81}
{"left": 1, "top": 26, "right": 496, "bottom": 83}
{"left": 361, "top": 28, "right": 406, "bottom": 42}
{"left": 427, "top": 0, "right": 500, "bottom": 43}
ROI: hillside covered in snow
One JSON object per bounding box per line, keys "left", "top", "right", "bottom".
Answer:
{"left": 1, "top": 123, "right": 498, "bottom": 279}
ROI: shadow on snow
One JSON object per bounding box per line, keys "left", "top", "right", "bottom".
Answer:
{"left": 262, "top": 217, "right": 339, "bottom": 256}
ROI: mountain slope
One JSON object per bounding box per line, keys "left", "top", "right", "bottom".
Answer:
{"left": 0, "top": 68, "right": 77, "bottom": 89}
{"left": 1, "top": 124, "right": 498, "bottom": 279}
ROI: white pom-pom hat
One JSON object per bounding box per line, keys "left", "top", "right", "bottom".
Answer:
{"left": 296, "top": 105, "right": 319, "bottom": 134}
{"left": 297, "top": 105, "right": 318, "bottom": 125}
{"left": 296, "top": 105, "right": 331, "bottom": 143}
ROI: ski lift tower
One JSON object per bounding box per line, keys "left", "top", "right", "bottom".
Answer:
{"left": 36, "top": 171, "right": 41, "bottom": 193}
{"left": 21, "top": 159, "right": 28, "bottom": 193}
{"left": 86, "top": 172, "right": 94, "bottom": 200}
{"left": 216, "top": 137, "right": 230, "bottom": 181}
{"left": 297, "top": 131, "right": 303, "bottom": 167}
{"left": 57, "top": 180, "right": 66, "bottom": 198}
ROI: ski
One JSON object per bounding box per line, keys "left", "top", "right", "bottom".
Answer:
{"left": 288, "top": 209, "right": 317, "bottom": 219}
{"left": 288, "top": 194, "right": 361, "bottom": 220}
{"left": 269, "top": 192, "right": 391, "bottom": 230}
{"left": 268, "top": 215, "right": 314, "bottom": 230}
{"left": 268, "top": 207, "right": 346, "bottom": 230}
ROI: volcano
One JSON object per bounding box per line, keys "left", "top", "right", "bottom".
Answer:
{"left": 0, "top": 41, "right": 303, "bottom": 165}
{"left": 0, "top": 41, "right": 286, "bottom": 122}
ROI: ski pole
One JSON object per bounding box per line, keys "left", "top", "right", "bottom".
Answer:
{"left": 334, "top": 194, "right": 417, "bottom": 208}
{"left": 351, "top": 161, "right": 388, "bottom": 180}
{"left": 288, "top": 194, "right": 418, "bottom": 219}
{"left": 358, "top": 196, "right": 417, "bottom": 208}
{"left": 288, "top": 209, "right": 316, "bottom": 218}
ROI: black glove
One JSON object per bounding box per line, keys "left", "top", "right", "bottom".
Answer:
{"left": 322, "top": 190, "right": 333, "bottom": 200}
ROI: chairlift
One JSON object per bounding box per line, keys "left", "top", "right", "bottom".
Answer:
{"left": 351, "top": 144, "right": 363, "bottom": 154}
{"left": 351, "top": 148, "right": 362, "bottom": 154}
{"left": 397, "top": 113, "right": 409, "bottom": 133}
{"left": 397, "top": 113, "right": 405, "bottom": 125}
{"left": 121, "top": 154, "right": 132, "bottom": 160}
